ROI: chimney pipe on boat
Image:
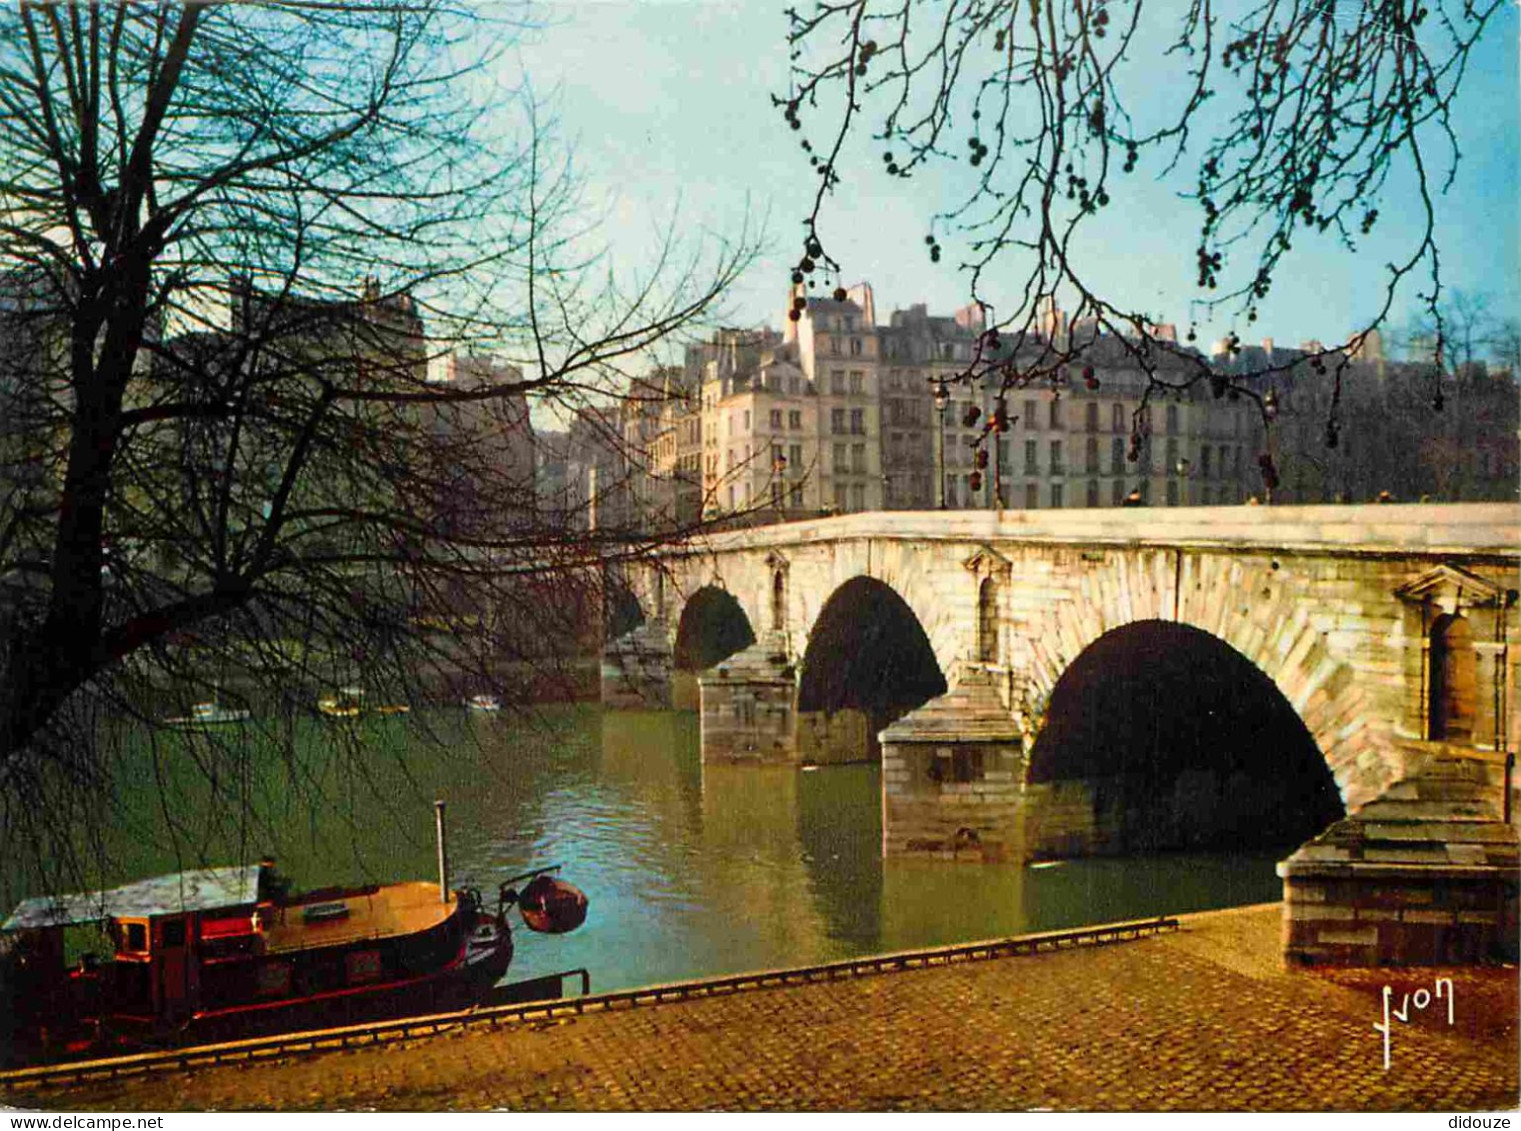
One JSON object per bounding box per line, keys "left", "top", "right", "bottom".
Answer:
{"left": 435, "top": 799, "right": 450, "bottom": 904}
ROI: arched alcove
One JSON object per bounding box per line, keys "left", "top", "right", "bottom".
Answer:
{"left": 1429, "top": 613, "right": 1477, "bottom": 743}
{"left": 977, "top": 576, "right": 999, "bottom": 663}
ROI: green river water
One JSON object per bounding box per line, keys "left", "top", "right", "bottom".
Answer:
{"left": 5, "top": 705, "right": 1285, "bottom": 993}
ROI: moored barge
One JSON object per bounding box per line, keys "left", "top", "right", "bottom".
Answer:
{"left": 2, "top": 843, "right": 586, "bottom": 1063}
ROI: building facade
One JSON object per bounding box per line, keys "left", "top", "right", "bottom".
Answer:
{"left": 617, "top": 287, "right": 1517, "bottom": 530}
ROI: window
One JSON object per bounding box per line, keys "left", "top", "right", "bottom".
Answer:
{"left": 743, "top": 410, "right": 751, "bottom": 430}
{"left": 831, "top": 408, "right": 846, "bottom": 434}
{"left": 1111, "top": 436, "right": 1125, "bottom": 475}
{"left": 1111, "top": 479, "right": 1124, "bottom": 506}
{"left": 852, "top": 444, "right": 866, "bottom": 473}
{"left": 1201, "top": 446, "right": 1213, "bottom": 478}
{"left": 161, "top": 919, "right": 187, "bottom": 948}
{"left": 1050, "top": 440, "right": 1064, "bottom": 475}
{"left": 790, "top": 483, "right": 804, "bottom": 508}
{"left": 727, "top": 485, "right": 735, "bottom": 509}
{"left": 849, "top": 371, "right": 864, "bottom": 394}
{"left": 1024, "top": 400, "right": 1039, "bottom": 429}
{"left": 831, "top": 370, "right": 846, "bottom": 394}
{"left": 1166, "top": 438, "right": 1179, "bottom": 473}
{"left": 849, "top": 408, "right": 864, "bottom": 434}
{"left": 789, "top": 443, "right": 803, "bottom": 470}
{"left": 1166, "top": 480, "right": 1179, "bottom": 506}
{"left": 833, "top": 484, "right": 848, "bottom": 511}
{"left": 1051, "top": 482, "right": 1064, "bottom": 508}
{"left": 927, "top": 746, "right": 984, "bottom": 785}
{"left": 1049, "top": 399, "right": 1063, "bottom": 428}
{"left": 1085, "top": 402, "right": 1098, "bottom": 432}
{"left": 1166, "top": 404, "right": 1179, "bottom": 434}
{"left": 1086, "top": 480, "right": 1100, "bottom": 507}
{"left": 829, "top": 336, "right": 840, "bottom": 356}
{"left": 769, "top": 409, "right": 782, "bottom": 429}
{"left": 1086, "top": 436, "right": 1099, "bottom": 473}
{"left": 789, "top": 410, "right": 802, "bottom": 429}
{"left": 1025, "top": 483, "right": 1038, "bottom": 509}
{"left": 834, "top": 443, "right": 847, "bottom": 470}
{"left": 1112, "top": 402, "right": 1125, "bottom": 431}
{"left": 1024, "top": 439, "right": 1038, "bottom": 474}
{"left": 771, "top": 444, "right": 785, "bottom": 468}
{"left": 997, "top": 438, "right": 1009, "bottom": 471}
{"left": 852, "top": 483, "right": 866, "bottom": 510}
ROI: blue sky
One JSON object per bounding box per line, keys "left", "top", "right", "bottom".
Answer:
{"left": 517, "top": 1, "right": 1519, "bottom": 354}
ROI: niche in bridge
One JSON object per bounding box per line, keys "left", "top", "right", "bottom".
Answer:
{"left": 797, "top": 578, "right": 947, "bottom": 763}
{"left": 1027, "top": 620, "right": 1343, "bottom": 856}
{"left": 673, "top": 587, "right": 756, "bottom": 671}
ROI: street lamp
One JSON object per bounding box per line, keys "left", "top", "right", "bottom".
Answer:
{"left": 932, "top": 378, "right": 950, "bottom": 509}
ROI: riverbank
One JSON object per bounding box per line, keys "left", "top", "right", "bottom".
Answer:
{"left": 6, "top": 903, "right": 1516, "bottom": 1112}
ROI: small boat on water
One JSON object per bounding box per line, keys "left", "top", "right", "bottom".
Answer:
{"left": 0, "top": 811, "right": 587, "bottom": 1065}
{"left": 465, "top": 694, "right": 502, "bottom": 713}
{"left": 165, "top": 701, "right": 251, "bottom": 728}
{"left": 316, "top": 687, "right": 364, "bottom": 718}
{"left": 318, "top": 687, "right": 410, "bottom": 718}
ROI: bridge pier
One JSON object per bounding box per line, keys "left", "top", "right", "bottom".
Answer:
{"left": 1278, "top": 746, "right": 1519, "bottom": 965}
{"left": 697, "top": 633, "right": 797, "bottom": 763}
{"left": 879, "top": 669, "right": 1027, "bottom": 862}
{"left": 600, "top": 620, "right": 673, "bottom": 710}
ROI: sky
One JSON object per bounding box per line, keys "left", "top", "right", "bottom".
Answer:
{"left": 513, "top": 0, "right": 1519, "bottom": 357}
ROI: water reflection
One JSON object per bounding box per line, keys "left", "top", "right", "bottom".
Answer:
{"left": 4, "top": 705, "right": 1284, "bottom": 996}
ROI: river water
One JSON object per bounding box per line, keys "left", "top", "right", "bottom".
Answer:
{"left": 11, "top": 704, "right": 1286, "bottom": 994}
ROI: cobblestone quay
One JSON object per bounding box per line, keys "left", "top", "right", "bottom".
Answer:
{"left": 8, "top": 905, "right": 1517, "bottom": 1112}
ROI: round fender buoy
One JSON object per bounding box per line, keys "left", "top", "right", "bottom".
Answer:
{"left": 519, "top": 875, "right": 588, "bottom": 934}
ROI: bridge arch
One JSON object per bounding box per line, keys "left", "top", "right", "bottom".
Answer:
{"left": 1017, "top": 549, "right": 1371, "bottom": 806}
{"left": 796, "top": 576, "right": 947, "bottom": 763}
{"left": 1026, "top": 619, "right": 1345, "bottom": 855}
{"left": 672, "top": 585, "right": 756, "bottom": 673}
{"left": 603, "top": 576, "right": 646, "bottom": 642}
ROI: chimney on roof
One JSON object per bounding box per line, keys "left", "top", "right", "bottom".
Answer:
{"left": 954, "top": 302, "right": 985, "bottom": 332}
{"left": 846, "top": 282, "right": 876, "bottom": 325}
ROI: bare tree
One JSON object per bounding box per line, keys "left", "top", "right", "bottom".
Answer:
{"left": 779, "top": 0, "right": 1506, "bottom": 467}
{"left": 0, "top": 2, "right": 755, "bottom": 893}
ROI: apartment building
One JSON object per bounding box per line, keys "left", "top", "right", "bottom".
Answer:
{"left": 631, "top": 286, "right": 1515, "bottom": 528}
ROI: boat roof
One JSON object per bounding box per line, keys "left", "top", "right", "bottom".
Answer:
{"left": 3, "top": 865, "right": 262, "bottom": 931}
{"left": 262, "top": 881, "right": 456, "bottom": 954}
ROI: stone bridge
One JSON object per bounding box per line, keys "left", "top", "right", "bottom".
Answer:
{"left": 602, "top": 503, "right": 1519, "bottom": 963}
